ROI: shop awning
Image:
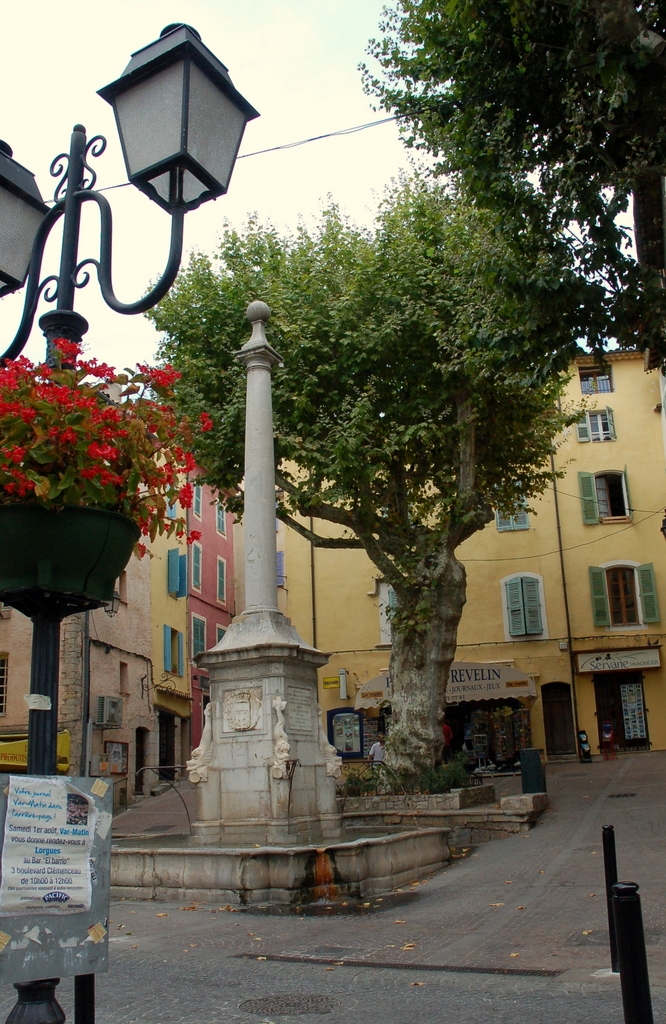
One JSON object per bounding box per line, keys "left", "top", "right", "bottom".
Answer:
{"left": 0, "top": 730, "right": 70, "bottom": 773}
{"left": 355, "top": 674, "right": 391, "bottom": 710}
{"left": 445, "top": 663, "right": 536, "bottom": 704}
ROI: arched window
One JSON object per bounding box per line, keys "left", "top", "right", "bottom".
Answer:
{"left": 589, "top": 563, "right": 660, "bottom": 627}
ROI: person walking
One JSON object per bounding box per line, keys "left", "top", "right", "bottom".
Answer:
{"left": 442, "top": 720, "right": 454, "bottom": 764}
{"left": 368, "top": 733, "right": 386, "bottom": 765}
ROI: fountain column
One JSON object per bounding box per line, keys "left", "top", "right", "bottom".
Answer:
{"left": 189, "top": 302, "right": 342, "bottom": 845}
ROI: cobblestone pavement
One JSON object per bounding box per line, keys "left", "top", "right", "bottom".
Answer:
{"left": 3, "top": 754, "right": 666, "bottom": 1022}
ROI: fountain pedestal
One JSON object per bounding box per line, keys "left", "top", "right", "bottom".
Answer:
{"left": 192, "top": 609, "right": 341, "bottom": 844}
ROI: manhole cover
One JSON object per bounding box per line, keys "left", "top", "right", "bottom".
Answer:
{"left": 240, "top": 995, "right": 340, "bottom": 1015}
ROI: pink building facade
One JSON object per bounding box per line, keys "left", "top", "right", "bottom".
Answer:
{"left": 188, "top": 482, "right": 235, "bottom": 747}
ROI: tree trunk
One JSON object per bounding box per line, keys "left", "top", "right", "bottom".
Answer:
{"left": 386, "top": 550, "right": 467, "bottom": 773}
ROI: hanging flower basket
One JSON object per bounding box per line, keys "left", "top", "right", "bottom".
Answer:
{"left": 0, "top": 505, "right": 140, "bottom": 604}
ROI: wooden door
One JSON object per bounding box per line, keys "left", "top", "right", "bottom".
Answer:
{"left": 542, "top": 682, "right": 576, "bottom": 754}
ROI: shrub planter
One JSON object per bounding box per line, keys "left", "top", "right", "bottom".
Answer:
{"left": 0, "top": 505, "right": 140, "bottom": 605}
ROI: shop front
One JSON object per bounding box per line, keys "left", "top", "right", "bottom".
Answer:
{"left": 576, "top": 647, "right": 660, "bottom": 753}
{"left": 445, "top": 662, "right": 537, "bottom": 768}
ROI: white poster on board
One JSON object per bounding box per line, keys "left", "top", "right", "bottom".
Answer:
{"left": 0, "top": 776, "right": 96, "bottom": 916}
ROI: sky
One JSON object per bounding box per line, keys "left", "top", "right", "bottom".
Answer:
{"left": 0, "top": 0, "right": 418, "bottom": 368}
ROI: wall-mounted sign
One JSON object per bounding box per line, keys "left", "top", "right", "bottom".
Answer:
{"left": 322, "top": 677, "right": 340, "bottom": 689}
{"left": 576, "top": 648, "right": 661, "bottom": 674}
{"left": 445, "top": 663, "right": 536, "bottom": 704}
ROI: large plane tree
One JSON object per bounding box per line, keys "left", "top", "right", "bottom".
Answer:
{"left": 150, "top": 178, "right": 581, "bottom": 772}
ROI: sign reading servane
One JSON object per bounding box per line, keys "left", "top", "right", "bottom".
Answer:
{"left": 446, "top": 663, "right": 536, "bottom": 704}
{"left": 576, "top": 649, "right": 661, "bottom": 673}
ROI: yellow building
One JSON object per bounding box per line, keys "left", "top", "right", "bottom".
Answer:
{"left": 149, "top": 503, "right": 192, "bottom": 775}
{"left": 274, "top": 353, "right": 666, "bottom": 762}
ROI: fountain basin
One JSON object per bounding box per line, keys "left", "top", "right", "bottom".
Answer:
{"left": 111, "top": 827, "right": 450, "bottom": 904}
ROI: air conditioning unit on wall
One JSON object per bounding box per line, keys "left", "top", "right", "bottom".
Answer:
{"left": 94, "top": 696, "right": 123, "bottom": 728}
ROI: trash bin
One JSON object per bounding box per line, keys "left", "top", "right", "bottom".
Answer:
{"left": 520, "top": 748, "right": 546, "bottom": 793}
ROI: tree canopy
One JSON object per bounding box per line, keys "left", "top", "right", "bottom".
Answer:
{"left": 150, "top": 178, "right": 574, "bottom": 769}
{"left": 364, "top": 0, "right": 666, "bottom": 354}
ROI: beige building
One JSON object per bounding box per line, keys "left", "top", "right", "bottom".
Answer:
{"left": 273, "top": 353, "right": 666, "bottom": 762}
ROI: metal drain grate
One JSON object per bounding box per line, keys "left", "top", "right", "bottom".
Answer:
{"left": 607, "top": 793, "right": 637, "bottom": 799}
{"left": 236, "top": 952, "right": 563, "bottom": 978}
{"left": 239, "top": 995, "right": 340, "bottom": 1015}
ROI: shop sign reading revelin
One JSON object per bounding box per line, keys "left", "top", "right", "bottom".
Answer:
{"left": 576, "top": 649, "right": 661, "bottom": 673}
{"left": 446, "top": 663, "right": 536, "bottom": 704}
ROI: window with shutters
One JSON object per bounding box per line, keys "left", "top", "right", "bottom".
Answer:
{"left": 193, "top": 485, "right": 202, "bottom": 519}
{"left": 216, "top": 502, "right": 226, "bottom": 536}
{"left": 589, "top": 563, "right": 660, "bottom": 627}
{"left": 496, "top": 508, "right": 529, "bottom": 532}
{"left": 192, "top": 615, "right": 206, "bottom": 657}
{"left": 501, "top": 574, "right": 547, "bottom": 639}
{"left": 163, "top": 626, "right": 185, "bottom": 676}
{"left": 276, "top": 550, "right": 286, "bottom": 587}
{"left": 216, "top": 625, "right": 226, "bottom": 645}
{"left": 191, "top": 543, "right": 202, "bottom": 591}
{"left": 217, "top": 557, "right": 226, "bottom": 603}
{"left": 578, "top": 471, "right": 631, "bottom": 523}
{"left": 576, "top": 409, "right": 616, "bottom": 442}
{"left": 167, "top": 549, "right": 187, "bottom": 597}
{"left": 579, "top": 367, "right": 613, "bottom": 394}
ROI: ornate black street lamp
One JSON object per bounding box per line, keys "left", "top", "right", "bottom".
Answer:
{"left": 0, "top": 23, "right": 257, "bottom": 1024}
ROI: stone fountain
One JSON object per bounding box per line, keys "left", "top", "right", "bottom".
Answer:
{"left": 111, "top": 303, "right": 450, "bottom": 903}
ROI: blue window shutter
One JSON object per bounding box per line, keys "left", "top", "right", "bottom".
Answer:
{"left": 192, "top": 544, "right": 202, "bottom": 589}
{"left": 496, "top": 512, "right": 513, "bottom": 532}
{"left": 163, "top": 625, "right": 172, "bottom": 673}
{"left": 638, "top": 563, "right": 660, "bottom": 623}
{"left": 576, "top": 416, "right": 591, "bottom": 442}
{"left": 167, "top": 549, "right": 179, "bottom": 594}
{"left": 578, "top": 472, "right": 599, "bottom": 524}
{"left": 276, "top": 550, "right": 285, "bottom": 586}
{"left": 178, "top": 554, "right": 187, "bottom": 598}
{"left": 589, "top": 567, "right": 610, "bottom": 627}
{"left": 505, "top": 579, "right": 526, "bottom": 636}
{"left": 513, "top": 509, "right": 529, "bottom": 530}
{"left": 193, "top": 486, "right": 202, "bottom": 517}
{"left": 522, "top": 577, "right": 543, "bottom": 634}
{"left": 177, "top": 631, "right": 184, "bottom": 677}
{"left": 166, "top": 503, "right": 176, "bottom": 520}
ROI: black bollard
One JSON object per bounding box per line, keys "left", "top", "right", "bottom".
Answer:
{"left": 6, "top": 979, "right": 65, "bottom": 1024}
{"left": 612, "top": 881, "right": 654, "bottom": 1024}
{"left": 602, "top": 825, "right": 619, "bottom": 973}
{"left": 74, "top": 974, "right": 94, "bottom": 1024}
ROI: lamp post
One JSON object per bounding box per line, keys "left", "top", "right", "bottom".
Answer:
{"left": 0, "top": 23, "right": 257, "bottom": 1024}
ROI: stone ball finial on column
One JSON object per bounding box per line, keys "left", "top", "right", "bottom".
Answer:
{"left": 246, "top": 300, "right": 271, "bottom": 324}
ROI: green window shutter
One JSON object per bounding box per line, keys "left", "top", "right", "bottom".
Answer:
{"left": 638, "top": 563, "right": 660, "bottom": 623}
{"left": 192, "top": 617, "right": 206, "bottom": 656}
{"left": 578, "top": 472, "right": 599, "bottom": 525}
{"left": 217, "top": 559, "right": 226, "bottom": 602}
{"left": 505, "top": 578, "right": 526, "bottom": 636}
{"left": 576, "top": 416, "right": 591, "bottom": 443}
{"left": 177, "top": 554, "right": 187, "bottom": 598}
{"left": 163, "top": 625, "right": 172, "bottom": 673}
{"left": 623, "top": 467, "right": 632, "bottom": 519}
{"left": 522, "top": 577, "right": 543, "bottom": 634}
{"left": 177, "top": 631, "right": 185, "bottom": 676}
{"left": 496, "top": 512, "right": 513, "bottom": 532}
{"left": 192, "top": 544, "right": 202, "bottom": 589}
{"left": 216, "top": 503, "right": 226, "bottom": 534}
{"left": 193, "top": 486, "right": 202, "bottom": 517}
{"left": 513, "top": 509, "right": 529, "bottom": 530}
{"left": 167, "top": 548, "right": 179, "bottom": 594}
{"left": 606, "top": 407, "right": 616, "bottom": 440}
{"left": 589, "top": 567, "right": 610, "bottom": 627}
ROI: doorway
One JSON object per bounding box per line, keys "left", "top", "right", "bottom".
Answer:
{"left": 542, "top": 682, "right": 576, "bottom": 755}
{"left": 134, "top": 727, "right": 149, "bottom": 794}
{"left": 593, "top": 672, "right": 650, "bottom": 751}
{"left": 158, "top": 711, "right": 176, "bottom": 780}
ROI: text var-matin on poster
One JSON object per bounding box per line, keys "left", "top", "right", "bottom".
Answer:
{"left": 0, "top": 776, "right": 96, "bottom": 916}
